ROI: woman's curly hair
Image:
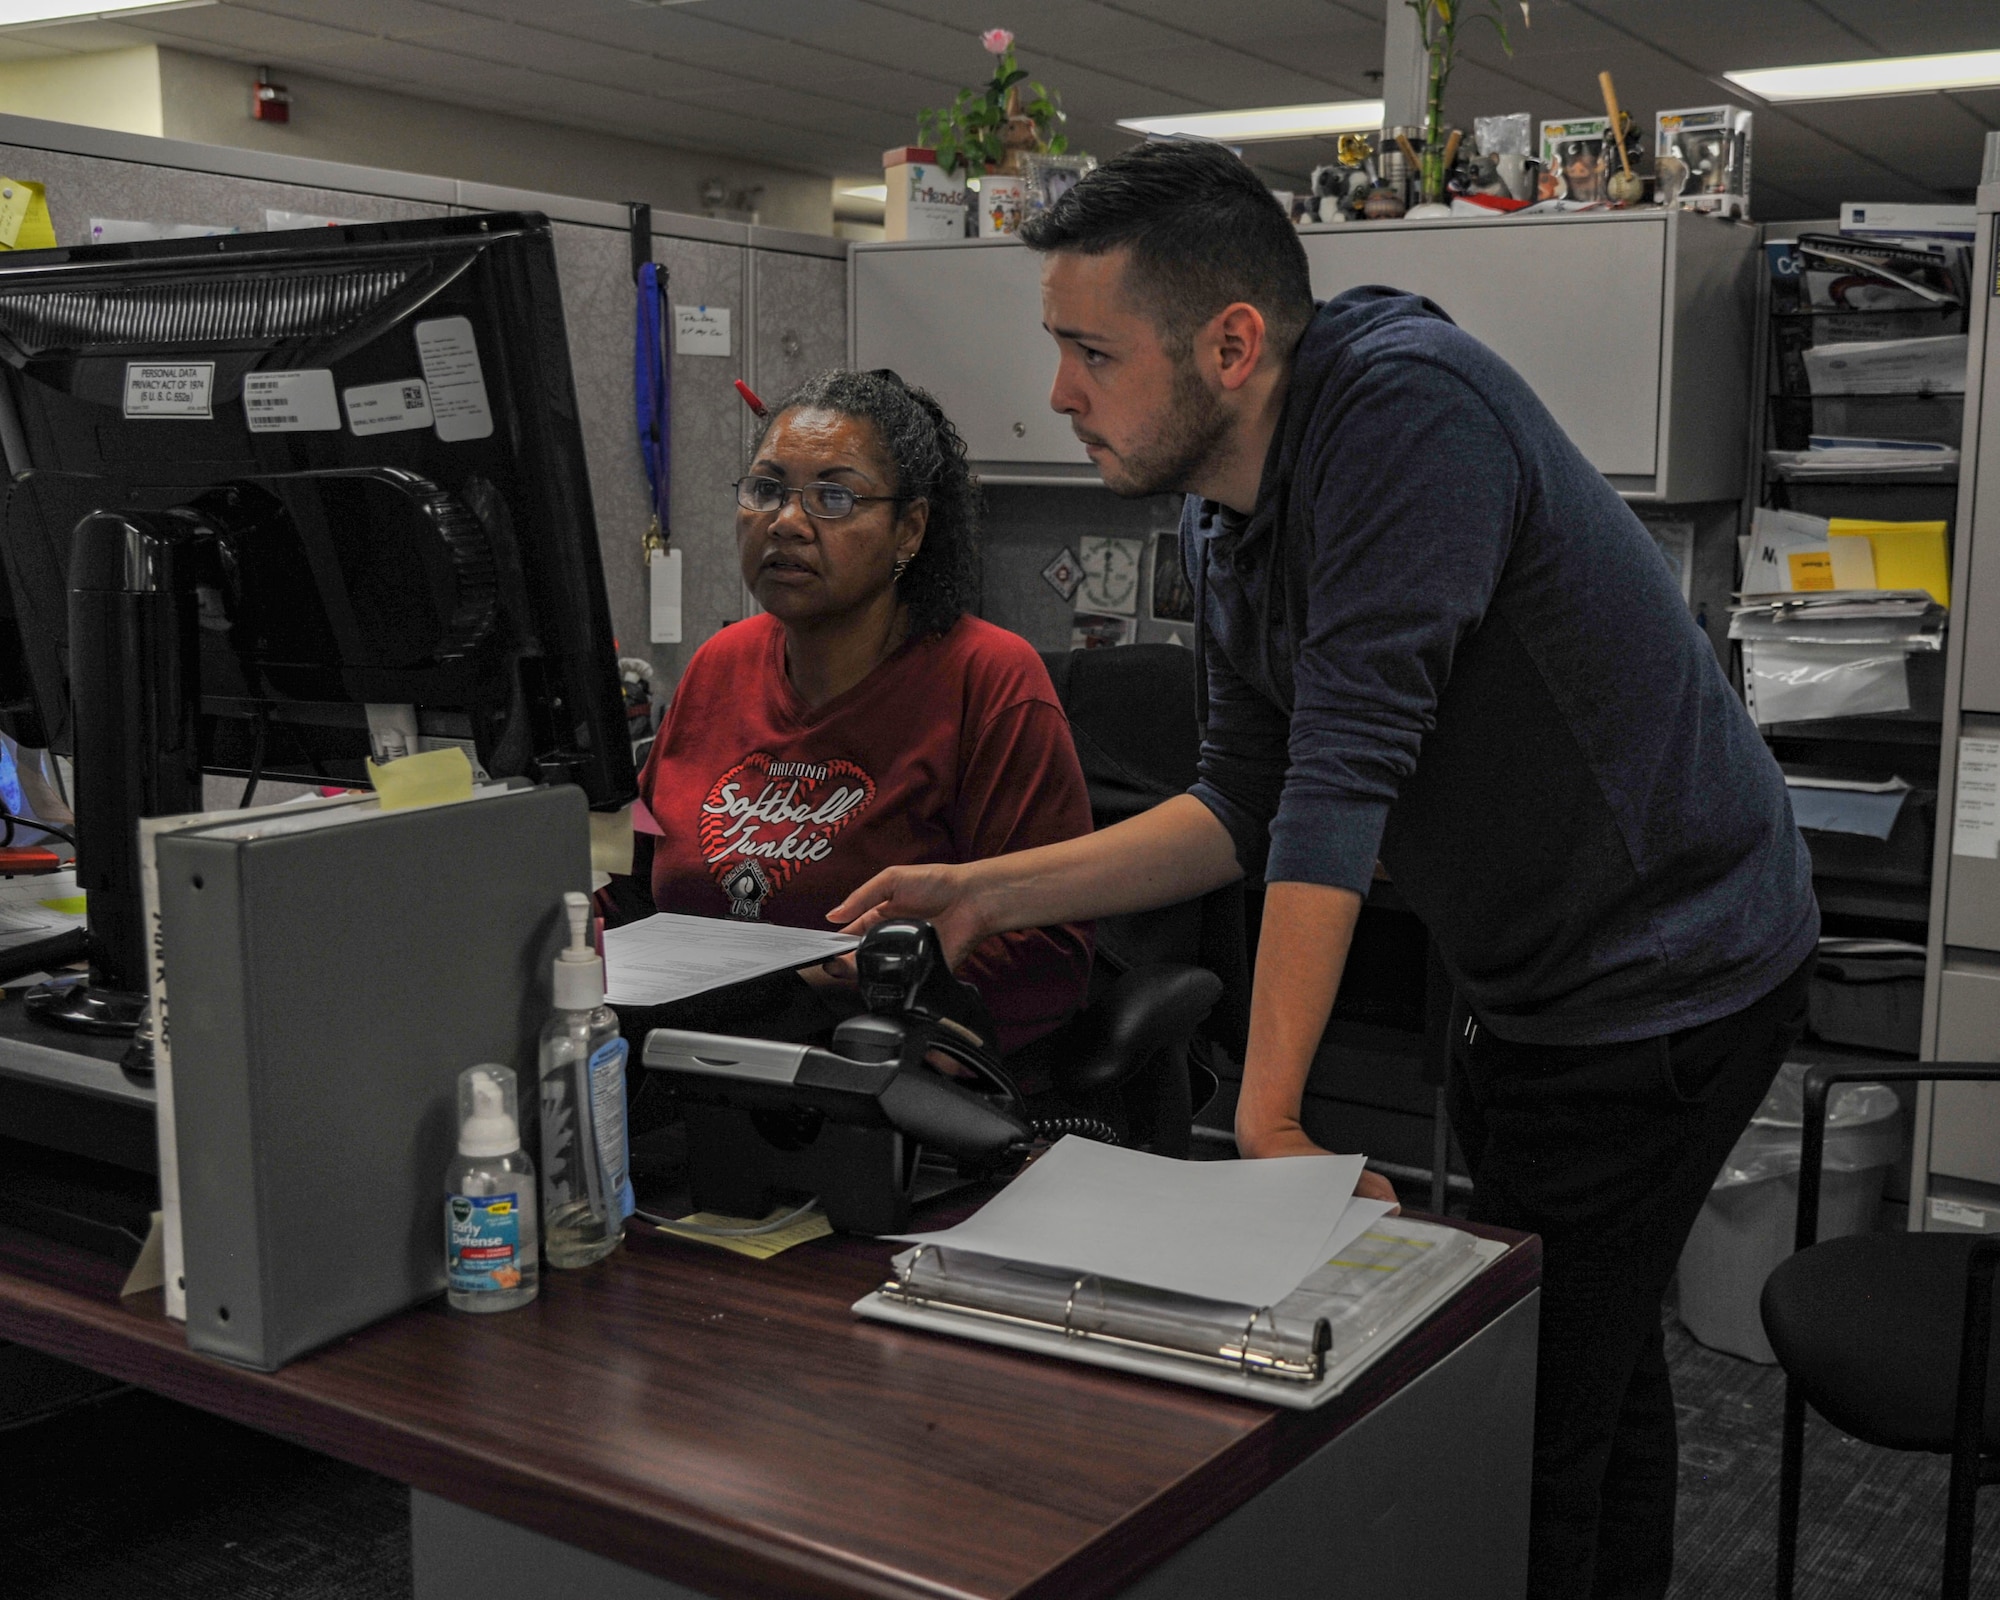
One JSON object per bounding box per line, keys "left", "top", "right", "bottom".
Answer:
{"left": 756, "top": 368, "right": 981, "bottom": 637}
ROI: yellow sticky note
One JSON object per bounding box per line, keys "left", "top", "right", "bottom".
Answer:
{"left": 1787, "top": 550, "right": 1835, "bottom": 591}
{"left": 654, "top": 1208, "right": 832, "bottom": 1260}
{"left": 0, "top": 180, "right": 55, "bottom": 252}
{"left": 1828, "top": 519, "right": 1950, "bottom": 606}
{"left": 365, "top": 745, "right": 474, "bottom": 811}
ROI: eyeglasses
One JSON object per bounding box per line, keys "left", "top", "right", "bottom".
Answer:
{"left": 733, "top": 476, "right": 908, "bottom": 520}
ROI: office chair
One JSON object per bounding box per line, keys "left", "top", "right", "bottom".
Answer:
{"left": 1760, "top": 1062, "right": 2000, "bottom": 1600}
{"left": 1033, "top": 644, "right": 1243, "bottom": 1154}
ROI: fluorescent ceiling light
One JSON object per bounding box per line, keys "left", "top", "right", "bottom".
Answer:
{"left": 1725, "top": 49, "right": 2000, "bottom": 102}
{"left": 840, "top": 184, "right": 887, "bottom": 203}
{"left": 1117, "top": 99, "right": 1384, "bottom": 143}
{"left": 0, "top": 0, "right": 214, "bottom": 24}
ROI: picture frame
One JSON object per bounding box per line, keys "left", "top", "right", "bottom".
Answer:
{"left": 1020, "top": 152, "right": 1097, "bottom": 217}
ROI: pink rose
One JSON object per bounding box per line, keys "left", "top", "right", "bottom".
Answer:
{"left": 981, "top": 28, "right": 1014, "bottom": 54}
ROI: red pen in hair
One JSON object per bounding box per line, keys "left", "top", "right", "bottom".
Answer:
{"left": 734, "top": 379, "right": 768, "bottom": 418}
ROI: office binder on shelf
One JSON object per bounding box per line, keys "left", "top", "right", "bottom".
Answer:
{"left": 855, "top": 1216, "right": 1503, "bottom": 1410}
{"left": 160, "top": 784, "right": 589, "bottom": 1371}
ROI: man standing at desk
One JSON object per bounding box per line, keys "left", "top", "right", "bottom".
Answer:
{"left": 833, "top": 140, "right": 1817, "bottom": 1600}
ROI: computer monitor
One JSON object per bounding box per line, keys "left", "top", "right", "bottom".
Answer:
{"left": 0, "top": 212, "right": 636, "bottom": 1029}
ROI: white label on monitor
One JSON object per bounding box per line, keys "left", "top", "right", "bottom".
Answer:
{"left": 1952, "top": 737, "right": 2000, "bottom": 859}
{"left": 413, "top": 316, "right": 494, "bottom": 442}
{"left": 344, "top": 377, "right": 433, "bottom": 436}
{"left": 124, "top": 362, "right": 213, "bottom": 419}
{"left": 242, "top": 369, "right": 340, "bottom": 432}
{"left": 650, "top": 547, "right": 683, "bottom": 644}
{"left": 673, "top": 304, "right": 730, "bottom": 356}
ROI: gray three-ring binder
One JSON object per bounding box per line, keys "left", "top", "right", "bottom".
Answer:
{"left": 160, "top": 784, "right": 589, "bottom": 1371}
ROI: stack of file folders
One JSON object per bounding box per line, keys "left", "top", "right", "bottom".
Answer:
{"left": 1732, "top": 590, "right": 1945, "bottom": 725}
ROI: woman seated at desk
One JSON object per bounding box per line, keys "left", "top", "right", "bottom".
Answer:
{"left": 608, "top": 367, "right": 1092, "bottom": 1059}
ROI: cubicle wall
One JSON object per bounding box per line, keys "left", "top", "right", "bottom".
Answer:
{"left": 0, "top": 112, "right": 848, "bottom": 700}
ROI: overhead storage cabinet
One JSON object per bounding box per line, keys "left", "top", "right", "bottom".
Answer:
{"left": 851, "top": 209, "right": 1758, "bottom": 501}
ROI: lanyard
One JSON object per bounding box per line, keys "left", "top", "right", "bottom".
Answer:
{"left": 634, "top": 260, "right": 671, "bottom": 560}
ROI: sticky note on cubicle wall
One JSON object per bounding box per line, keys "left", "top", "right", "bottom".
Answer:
{"left": 0, "top": 180, "right": 56, "bottom": 252}
{"left": 674, "top": 305, "right": 731, "bottom": 356}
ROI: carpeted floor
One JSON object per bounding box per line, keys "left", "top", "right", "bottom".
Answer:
{"left": 3, "top": 1316, "right": 1993, "bottom": 1598}
{"left": 0, "top": 1348, "right": 408, "bottom": 1600}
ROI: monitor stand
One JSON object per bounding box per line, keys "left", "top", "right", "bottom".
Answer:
{"left": 27, "top": 506, "right": 207, "bottom": 1040}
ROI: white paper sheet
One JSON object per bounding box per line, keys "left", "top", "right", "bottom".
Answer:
{"left": 895, "top": 1137, "right": 1367, "bottom": 1309}
{"left": 602, "top": 912, "right": 858, "bottom": 1007}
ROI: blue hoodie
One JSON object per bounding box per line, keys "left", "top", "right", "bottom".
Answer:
{"left": 1186, "top": 287, "right": 1817, "bottom": 1047}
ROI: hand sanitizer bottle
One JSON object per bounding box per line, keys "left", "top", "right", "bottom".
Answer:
{"left": 539, "top": 891, "right": 631, "bottom": 1268}
{"left": 445, "top": 1065, "right": 539, "bottom": 1313}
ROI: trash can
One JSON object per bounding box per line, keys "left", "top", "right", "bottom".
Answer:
{"left": 1676, "top": 1060, "right": 1902, "bottom": 1364}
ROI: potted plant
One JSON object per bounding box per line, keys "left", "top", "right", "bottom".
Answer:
{"left": 1408, "top": 0, "right": 1519, "bottom": 209}
{"left": 917, "top": 29, "right": 1068, "bottom": 182}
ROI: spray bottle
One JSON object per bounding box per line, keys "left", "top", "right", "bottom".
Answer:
{"left": 445, "top": 1064, "right": 538, "bottom": 1312}
{"left": 538, "top": 891, "right": 630, "bottom": 1268}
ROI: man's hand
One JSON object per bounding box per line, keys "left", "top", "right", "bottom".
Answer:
{"left": 1235, "top": 1117, "right": 1399, "bottom": 1204}
{"left": 826, "top": 862, "right": 988, "bottom": 972}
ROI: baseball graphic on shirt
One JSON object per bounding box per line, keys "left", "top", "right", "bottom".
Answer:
{"left": 698, "top": 754, "right": 876, "bottom": 917}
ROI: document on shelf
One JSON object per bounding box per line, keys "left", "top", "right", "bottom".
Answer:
{"left": 0, "top": 867, "right": 86, "bottom": 948}
{"left": 602, "top": 911, "right": 858, "bottom": 1007}
{"left": 895, "top": 1135, "right": 1383, "bottom": 1309}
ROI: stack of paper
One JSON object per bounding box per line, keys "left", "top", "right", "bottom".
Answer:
{"left": 1802, "top": 333, "right": 1967, "bottom": 397}
{"left": 1733, "top": 591, "right": 1943, "bottom": 724}
{"left": 1766, "top": 436, "right": 1957, "bottom": 480}
{"left": 892, "top": 1137, "right": 1388, "bottom": 1310}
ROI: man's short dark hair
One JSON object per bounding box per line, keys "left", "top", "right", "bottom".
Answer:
{"left": 1020, "top": 140, "right": 1315, "bottom": 359}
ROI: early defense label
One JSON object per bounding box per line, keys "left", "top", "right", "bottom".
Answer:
{"left": 124, "top": 362, "right": 214, "bottom": 419}
{"left": 413, "top": 315, "right": 494, "bottom": 442}
{"left": 242, "top": 369, "right": 340, "bottom": 433}
{"left": 1952, "top": 736, "right": 2000, "bottom": 859}
{"left": 343, "top": 377, "right": 433, "bottom": 436}
{"left": 446, "top": 1191, "right": 525, "bottom": 1292}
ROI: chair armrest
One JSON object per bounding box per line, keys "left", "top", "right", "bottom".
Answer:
{"left": 1051, "top": 963, "right": 1223, "bottom": 1101}
{"left": 1798, "top": 1062, "right": 2000, "bottom": 1253}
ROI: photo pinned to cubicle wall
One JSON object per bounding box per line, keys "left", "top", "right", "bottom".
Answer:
{"left": 1077, "top": 536, "right": 1143, "bottom": 615}
{"left": 1149, "top": 531, "right": 1195, "bottom": 624}
{"left": 1071, "top": 612, "right": 1136, "bottom": 650}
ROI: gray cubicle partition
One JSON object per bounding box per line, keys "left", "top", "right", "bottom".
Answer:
{"left": 0, "top": 111, "right": 848, "bottom": 699}
{"left": 1917, "top": 175, "right": 2000, "bottom": 1234}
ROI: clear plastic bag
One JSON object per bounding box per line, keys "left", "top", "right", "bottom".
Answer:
{"left": 1711, "top": 1059, "right": 1902, "bottom": 1189}
{"left": 1475, "top": 113, "right": 1532, "bottom": 156}
{"left": 1743, "top": 641, "right": 1910, "bottom": 724}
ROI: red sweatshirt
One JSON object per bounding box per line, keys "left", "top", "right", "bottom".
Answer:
{"left": 637, "top": 613, "right": 1093, "bottom": 1052}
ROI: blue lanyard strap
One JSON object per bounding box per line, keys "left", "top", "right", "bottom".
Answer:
{"left": 634, "top": 260, "right": 671, "bottom": 554}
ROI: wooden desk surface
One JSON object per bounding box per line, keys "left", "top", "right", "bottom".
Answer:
{"left": 0, "top": 1212, "right": 1537, "bottom": 1600}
